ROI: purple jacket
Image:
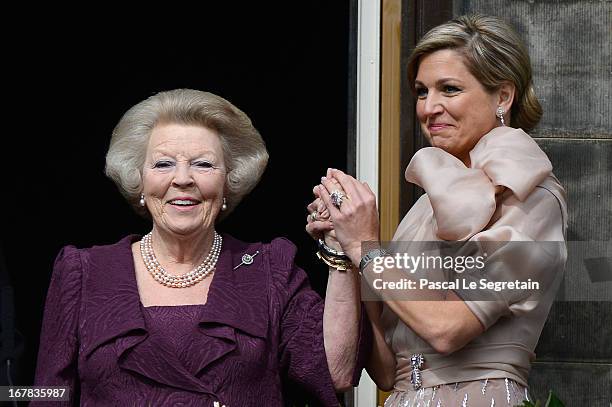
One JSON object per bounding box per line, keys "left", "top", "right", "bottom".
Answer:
{"left": 34, "top": 234, "right": 366, "bottom": 406}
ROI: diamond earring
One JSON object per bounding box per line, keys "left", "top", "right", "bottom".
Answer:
{"left": 221, "top": 197, "right": 227, "bottom": 211}
{"left": 139, "top": 194, "right": 145, "bottom": 207}
{"left": 496, "top": 106, "right": 506, "bottom": 126}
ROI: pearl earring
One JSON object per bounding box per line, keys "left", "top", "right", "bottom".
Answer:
{"left": 139, "top": 194, "right": 145, "bottom": 207}
{"left": 221, "top": 197, "right": 227, "bottom": 211}
{"left": 496, "top": 106, "right": 506, "bottom": 126}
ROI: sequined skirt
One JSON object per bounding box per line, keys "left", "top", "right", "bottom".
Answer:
{"left": 384, "top": 378, "right": 530, "bottom": 407}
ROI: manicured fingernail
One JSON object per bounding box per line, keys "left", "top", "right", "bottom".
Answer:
{"left": 321, "top": 176, "right": 327, "bottom": 181}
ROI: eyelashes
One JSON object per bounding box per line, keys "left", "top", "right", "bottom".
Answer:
{"left": 442, "top": 85, "right": 461, "bottom": 94}
{"left": 152, "top": 160, "right": 173, "bottom": 169}
{"left": 193, "top": 160, "right": 214, "bottom": 169}
{"left": 415, "top": 87, "right": 428, "bottom": 99}
{"left": 151, "top": 160, "right": 218, "bottom": 171}
{"left": 414, "top": 84, "right": 462, "bottom": 99}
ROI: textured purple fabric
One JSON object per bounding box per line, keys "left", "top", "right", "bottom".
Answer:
{"left": 33, "top": 234, "right": 358, "bottom": 406}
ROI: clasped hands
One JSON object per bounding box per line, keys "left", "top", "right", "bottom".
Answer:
{"left": 305, "top": 168, "right": 380, "bottom": 267}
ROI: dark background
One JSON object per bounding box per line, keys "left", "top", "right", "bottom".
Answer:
{"left": 1, "top": 3, "right": 350, "bottom": 401}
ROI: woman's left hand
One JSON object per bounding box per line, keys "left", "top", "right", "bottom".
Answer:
{"left": 317, "top": 168, "right": 380, "bottom": 264}
{"left": 306, "top": 196, "right": 333, "bottom": 240}
{"left": 306, "top": 193, "right": 347, "bottom": 255}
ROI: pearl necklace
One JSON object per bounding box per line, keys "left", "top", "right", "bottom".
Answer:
{"left": 140, "top": 232, "right": 223, "bottom": 288}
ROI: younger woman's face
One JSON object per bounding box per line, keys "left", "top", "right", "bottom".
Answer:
{"left": 415, "top": 49, "right": 502, "bottom": 166}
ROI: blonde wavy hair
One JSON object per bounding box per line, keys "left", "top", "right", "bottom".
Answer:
{"left": 407, "top": 14, "right": 542, "bottom": 131}
{"left": 105, "top": 89, "right": 268, "bottom": 219}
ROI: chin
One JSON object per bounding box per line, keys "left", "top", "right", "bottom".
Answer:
{"left": 430, "top": 139, "right": 452, "bottom": 152}
{"left": 164, "top": 229, "right": 197, "bottom": 238}
{"left": 161, "top": 221, "right": 204, "bottom": 237}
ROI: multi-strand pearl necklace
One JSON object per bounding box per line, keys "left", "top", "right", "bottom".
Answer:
{"left": 140, "top": 232, "right": 223, "bottom": 288}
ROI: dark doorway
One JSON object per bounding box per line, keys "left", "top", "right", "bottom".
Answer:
{"left": 2, "top": 4, "right": 350, "bottom": 404}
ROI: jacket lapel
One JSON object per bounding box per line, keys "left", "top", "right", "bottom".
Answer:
{"left": 80, "top": 233, "right": 269, "bottom": 394}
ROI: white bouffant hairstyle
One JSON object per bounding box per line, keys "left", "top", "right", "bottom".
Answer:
{"left": 105, "top": 89, "right": 269, "bottom": 219}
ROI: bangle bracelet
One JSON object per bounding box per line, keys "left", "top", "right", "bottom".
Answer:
{"left": 317, "top": 239, "right": 349, "bottom": 260}
{"left": 316, "top": 251, "right": 353, "bottom": 271}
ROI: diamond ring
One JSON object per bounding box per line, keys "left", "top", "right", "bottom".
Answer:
{"left": 330, "top": 190, "right": 346, "bottom": 209}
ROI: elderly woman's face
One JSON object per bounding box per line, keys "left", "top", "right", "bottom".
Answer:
{"left": 142, "top": 123, "right": 226, "bottom": 237}
{"left": 415, "top": 49, "right": 500, "bottom": 166}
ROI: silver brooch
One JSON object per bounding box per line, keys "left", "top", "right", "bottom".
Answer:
{"left": 410, "top": 353, "right": 425, "bottom": 390}
{"left": 233, "top": 251, "right": 260, "bottom": 270}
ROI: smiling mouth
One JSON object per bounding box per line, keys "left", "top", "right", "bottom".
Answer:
{"left": 428, "top": 123, "right": 449, "bottom": 130}
{"left": 167, "top": 199, "right": 201, "bottom": 207}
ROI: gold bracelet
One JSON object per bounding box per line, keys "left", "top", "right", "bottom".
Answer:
{"left": 316, "top": 251, "right": 354, "bottom": 271}
{"left": 317, "top": 239, "right": 349, "bottom": 260}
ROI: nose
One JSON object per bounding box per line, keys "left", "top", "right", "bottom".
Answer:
{"left": 171, "top": 162, "right": 195, "bottom": 188}
{"left": 421, "top": 91, "right": 444, "bottom": 117}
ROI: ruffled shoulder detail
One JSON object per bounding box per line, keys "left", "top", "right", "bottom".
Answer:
{"left": 469, "top": 127, "right": 552, "bottom": 201}
{"left": 406, "top": 148, "right": 496, "bottom": 240}
{"left": 405, "top": 127, "right": 552, "bottom": 240}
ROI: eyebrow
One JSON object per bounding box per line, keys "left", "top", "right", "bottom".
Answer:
{"left": 151, "top": 148, "right": 218, "bottom": 158}
{"left": 414, "top": 77, "right": 463, "bottom": 86}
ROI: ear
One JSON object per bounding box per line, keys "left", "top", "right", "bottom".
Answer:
{"left": 496, "top": 82, "right": 516, "bottom": 112}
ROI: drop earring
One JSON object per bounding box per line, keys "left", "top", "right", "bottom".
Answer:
{"left": 139, "top": 194, "right": 146, "bottom": 207}
{"left": 221, "top": 197, "right": 227, "bottom": 211}
{"left": 496, "top": 106, "right": 506, "bottom": 126}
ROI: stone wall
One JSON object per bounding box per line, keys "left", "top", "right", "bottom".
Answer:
{"left": 456, "top": 1, "right": 612, "bottom": 404}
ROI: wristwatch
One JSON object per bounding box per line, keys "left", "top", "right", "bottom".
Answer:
{"left": 359, "top": 248, "right": 389, "bottom": 272}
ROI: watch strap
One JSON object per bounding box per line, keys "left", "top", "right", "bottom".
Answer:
{"left": 359, "top": 248, "right": 388, "bottom": 272}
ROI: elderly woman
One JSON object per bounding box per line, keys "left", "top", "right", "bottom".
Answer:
{"left": 34, "top": 89, "right": 364, "bottom": 406}
{"left": 307, "top": 14, "right": 567, "bottom": 405}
